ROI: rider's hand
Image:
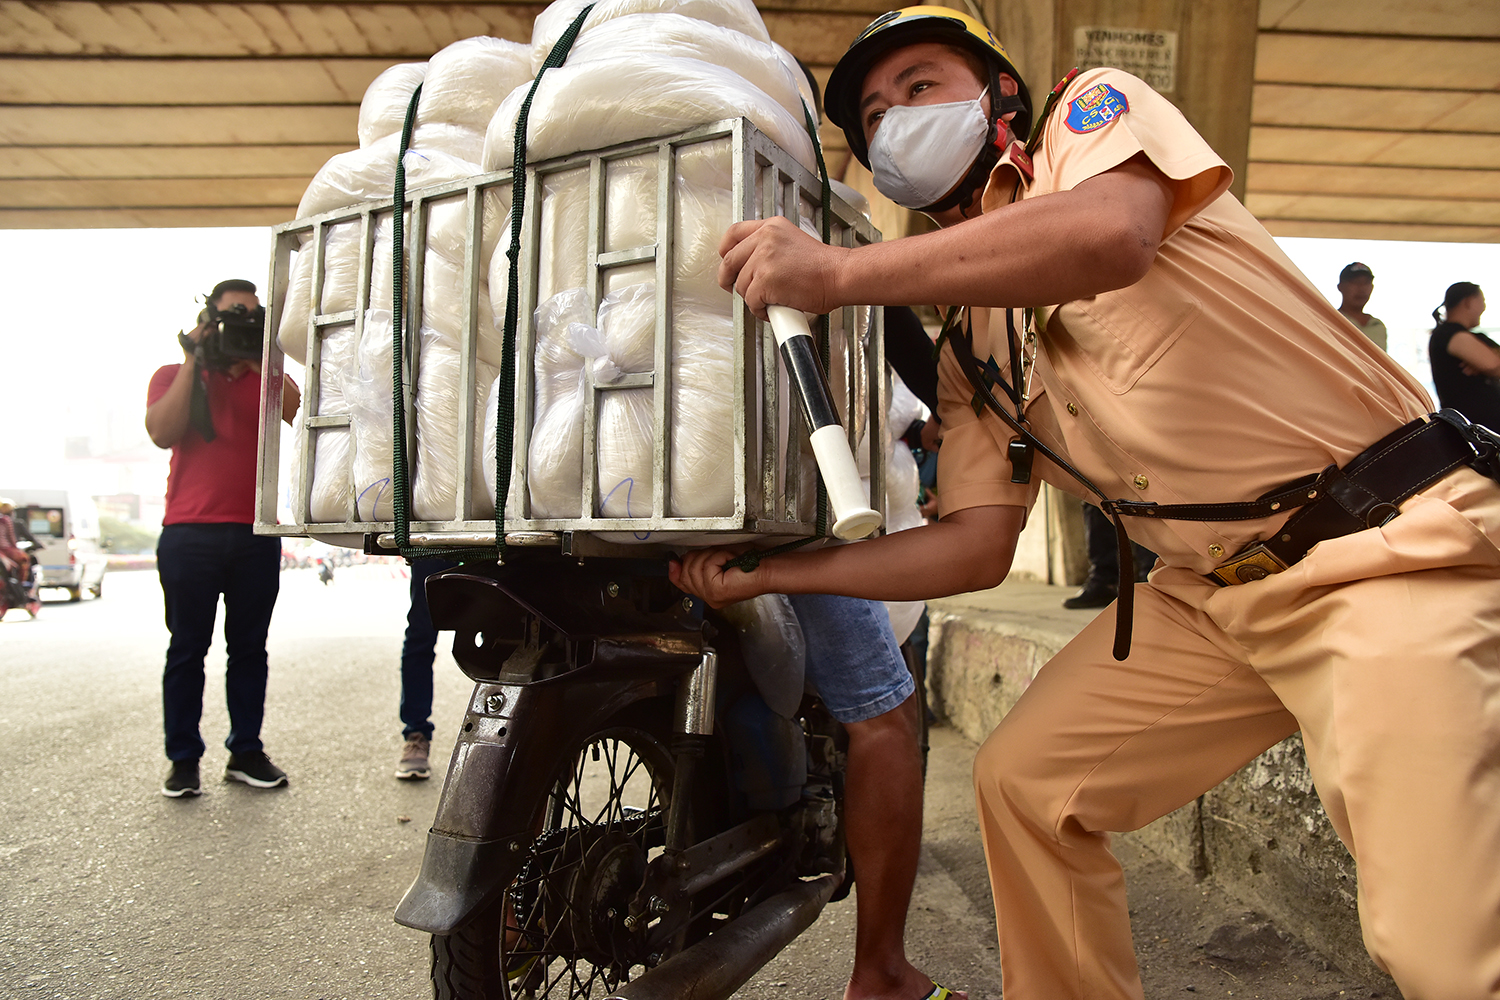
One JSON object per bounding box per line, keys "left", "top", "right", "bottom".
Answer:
{"left": 717, "top": 217, "right": 849, "bottom": 320}
{"left": 669, "top": 547, "right": 770, "bottom": 609}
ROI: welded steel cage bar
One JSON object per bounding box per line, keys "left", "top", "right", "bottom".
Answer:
{"left": 254, "top": 118, "right": 884, "bottom": 556}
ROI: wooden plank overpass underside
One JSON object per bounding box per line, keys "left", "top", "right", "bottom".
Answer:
{"left": 0, "top": 0, "right": 1496, "bottom": 240}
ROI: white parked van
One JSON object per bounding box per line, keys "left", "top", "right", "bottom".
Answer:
{"left": 1, "top": 489, "right": 108, "bottom": 601}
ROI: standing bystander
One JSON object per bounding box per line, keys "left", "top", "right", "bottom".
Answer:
{"left": 146, "top": 279, "right": 301, "bottom": 798}
{"left": 1335, "top": 261, "right": 1386, "bottom": 351}
{"left": 393, "top": 557, "right": 455, "bottom": 780}
{"left": 1428, "top": 281, "right": 1497, "bottom": 429}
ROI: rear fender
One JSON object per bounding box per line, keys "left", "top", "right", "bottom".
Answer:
{"left": 396, "top": 563, "right": 704, "bottom": 935}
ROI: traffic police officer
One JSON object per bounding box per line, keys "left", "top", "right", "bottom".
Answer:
{"left": 673, "top": 7, "right": 1500, "bottom": 999}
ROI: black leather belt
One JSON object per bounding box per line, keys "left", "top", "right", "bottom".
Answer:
{"left": 1106, "top": 410, "right": 1499, "bottom": 587}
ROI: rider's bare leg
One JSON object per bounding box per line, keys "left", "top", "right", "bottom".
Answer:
{"left": 841, "top": 693, "right": 964, "bottom": 1000}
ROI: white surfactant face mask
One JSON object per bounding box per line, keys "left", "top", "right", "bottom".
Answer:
{"left": 869, "top": 87, "right": 990, "bottom": 210}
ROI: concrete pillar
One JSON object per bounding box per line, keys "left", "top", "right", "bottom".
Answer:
{"left": 986, "top": 0, "right": 1257, "bottom": 199}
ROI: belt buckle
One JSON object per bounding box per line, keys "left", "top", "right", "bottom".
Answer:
{"left": 1208, "top": 542, "right": 1290, "bottom": 587}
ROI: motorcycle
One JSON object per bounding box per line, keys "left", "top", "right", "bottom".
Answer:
{"left": 394, "top": 550, "right": 850, "bottom": 1000}
{"left": 0, "top": 539, "right": 42, "bottom": 620}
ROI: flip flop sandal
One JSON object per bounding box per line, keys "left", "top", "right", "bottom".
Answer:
{"left": 919, "top": 984, "right": 962, "bottom": 1000}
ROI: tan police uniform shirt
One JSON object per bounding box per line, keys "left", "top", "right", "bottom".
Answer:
{"left": 934, "top": 68, "right": 1432, "bottom": 576}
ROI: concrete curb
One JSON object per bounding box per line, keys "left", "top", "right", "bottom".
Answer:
{"left": 924, "top": 582, "right": 1392, "bottom": 985}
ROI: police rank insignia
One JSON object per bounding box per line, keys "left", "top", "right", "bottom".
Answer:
{"left": 1065, "top": 83, "right": 1128, "bottom": 134}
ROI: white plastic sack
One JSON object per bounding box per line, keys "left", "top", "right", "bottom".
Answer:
{"left": 530, "top": 168, "right": 590, "bottom": 306}
{"left": 531, "top": 0, "right": 770, "bottom": 72}
{"left": 878, "top": 377, "right": 930, "bottom": 643}
{"left": 278, "top": 218, "right": 365, "bottom": 365}
{"left": 515, "top": 289, "right": 594, "bottom": 518}
{"left": 669, "top": 297, "right": 736, "bottom": 517}
{"left": 417, "top": 37, "right": 534, "bottom": 132}
{"left": 482, "top": 56, "right": 815, "bottom": 174}
{"left": 359, "top": 63, "right": 429, "bottom": 148}
{"left": 347, "top": 309, "right": 397, "bottom": 522}
{"left": 306, "top": 324, "right": 356, "bottom": 522}
{"left": 566, "top": 15, "right": 804, "bottom": 122}
{"left": 774, "top": 41, "right": 818, "bottom": 124}
{"left": 673, "top": 140, "right": 734, "bottom": 301}
{"left": 298, "top": 125, "right": 484, "bottom": 220}
{"left": 412, "top": 333, "right": 500, "bottom": 521}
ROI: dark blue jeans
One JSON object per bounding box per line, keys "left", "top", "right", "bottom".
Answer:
{"left": 158, "top": 523, "right": 281, "bottom": 761}
{"left": 400, "top": 558, "right": 455, "bottom": 739}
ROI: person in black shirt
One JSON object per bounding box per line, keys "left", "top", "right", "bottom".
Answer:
{"left": 1428, "top": 281, "right": 1497, "bottom": 430}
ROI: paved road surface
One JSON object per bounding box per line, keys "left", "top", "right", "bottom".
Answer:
{"left": 1, "top": 567, "right": 1380, "bottom": 999}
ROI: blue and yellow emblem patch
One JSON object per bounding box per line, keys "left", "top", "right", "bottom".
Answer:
{"left": 1065, "top": 83, "right": 1128, "bottom": 134}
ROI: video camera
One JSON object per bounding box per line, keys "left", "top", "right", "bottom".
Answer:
{"left": 180, "top": 300, "right": 266, "bottom": 372}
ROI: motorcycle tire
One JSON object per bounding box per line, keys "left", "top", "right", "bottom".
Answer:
{"left": 432, "top": 713, "right": 698, "bottom": 1000}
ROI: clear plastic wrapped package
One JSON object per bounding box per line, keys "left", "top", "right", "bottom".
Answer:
{"left": 774, "top": 41, "right": 818, "bottom": 124}
{"left": 530, "top": 168, "right": 590, "bottom": 306}
{"left": 673, "top": 140, "right": 734, "bottom": 300}
{"left": 516, "top": 289, "right": 594, "bottom": 518}
{"left": 358, "top": 62, "right": 429, "bottom": 148}
{"left": 305, "top": 324, "right": 356, "bottom": 522}
{"left": 417, "top": 37, "right": 533, "bottom": 132}
{"left": 346, "top": 309, "right": 396, "bottom": 523}
{"left": 605, "top": 153, "right": 658, "bottom": 252}
{"left": 531, "top": 0, "right": 770, "bottom": 72}
{"left": 297, "top": 126, "right": 484, "bottom": 220}
{"left": 566, "top": 14, "right": 803, "bottom": 120}
{"left": 482, "top": 56, "right": 815, "bottom": 174}
{"left": 412, "top": 332, "right": 500, "bottom": 521}
{"left": 670, "top": 296, "right": 736, "bottom": 517}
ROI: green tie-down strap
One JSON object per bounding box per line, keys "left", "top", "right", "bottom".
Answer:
{"left": 385, "top": 5, "right": 595, "bottom": 564}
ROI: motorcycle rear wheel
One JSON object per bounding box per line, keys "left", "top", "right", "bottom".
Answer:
{"left": 432, "top": 722, "right": 681, "bottom": 1000}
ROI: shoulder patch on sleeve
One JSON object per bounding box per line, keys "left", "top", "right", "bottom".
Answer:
{"left": 1065, "top": 83, "right": 1129, "bottom": 134}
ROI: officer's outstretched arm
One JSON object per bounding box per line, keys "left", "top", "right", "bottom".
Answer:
{"left": 719, "top": 154, "right": 1175, "bottom": 319}
{"left": 668, "top": 504, "right": 1023, "bottom": 609}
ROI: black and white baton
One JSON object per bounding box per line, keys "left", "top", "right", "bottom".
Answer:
{"left": 767, "top": 305, "right": 883, "bottom": 540}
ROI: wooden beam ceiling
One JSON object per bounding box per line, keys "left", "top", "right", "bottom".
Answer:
{"left": 1249, "top": 0, "right": 1500, "bottom": 241}
{"left": 0, "top": 0, "right": 1496, "bottom": 241}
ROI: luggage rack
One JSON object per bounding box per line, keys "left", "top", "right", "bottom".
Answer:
{"left": 254, "top": 117, "right": 885, "bottom": 558}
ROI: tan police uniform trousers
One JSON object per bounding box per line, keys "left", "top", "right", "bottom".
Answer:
{"left": 974, "top": 467, "right": 1500, "bottom": 1000}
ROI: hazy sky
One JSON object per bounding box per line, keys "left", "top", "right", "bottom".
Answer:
{"left": 2, "top": 227, "right": 1497, "bottom": 508}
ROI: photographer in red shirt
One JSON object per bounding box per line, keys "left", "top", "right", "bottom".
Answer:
{"left": 146, "top": 279, "right": 300, "bottom": 798}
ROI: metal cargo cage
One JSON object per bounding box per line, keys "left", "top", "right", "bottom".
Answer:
{"left": 255, "top": 118, "right": 885, "bottom": 557}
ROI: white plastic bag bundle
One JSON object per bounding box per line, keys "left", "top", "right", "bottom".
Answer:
{"left": 529, "top": 168, "right": 590, "bottom": 306}
{"left": 279, "top": 219, "right": 364, "bottom": 364}
{"left": 305, "top": 324, "right": 356, "bottom": 522}
{"left": 531, "top": 0, "right": 770, "bottom": 72}
{"left": 774, "top": 41, "right": 818, "bottom": 124}
{"left": 516, "top": 289, "right": 593, "bottom": 518}
{"left": 413, "top": 333, "right": 501, "bottom": 521}
{"left": 347, "top": 309, "right": 396, "bottom": 522}
{"left": 417, "top": 37, "right": 533, "bottom": 132}
{"left": 565, "top": 14, "right": 803, "bottom": 120}
{"left": 482, "top": 56, "right": 815, "bottom": 174}
{"left": 605, "top": 153, "right": 657, "bottom": 252}
{"left": 359, "top": 63, "right": 429, "bottom": 148}
{"left": 673, "top": 140, "right": 734, "bottom": 301}
{"left": 297, "top": 126, "right": 484, "bottom": 220}
{"left": 878, "top": 377, "right": 930, "bottom": 642}
{"left": 669, "top": 297, "right": 736, "bottom": 517}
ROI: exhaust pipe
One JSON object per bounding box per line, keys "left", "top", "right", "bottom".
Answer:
{"left": 607, "top": 874, "right": 840, "bottom": 1000}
